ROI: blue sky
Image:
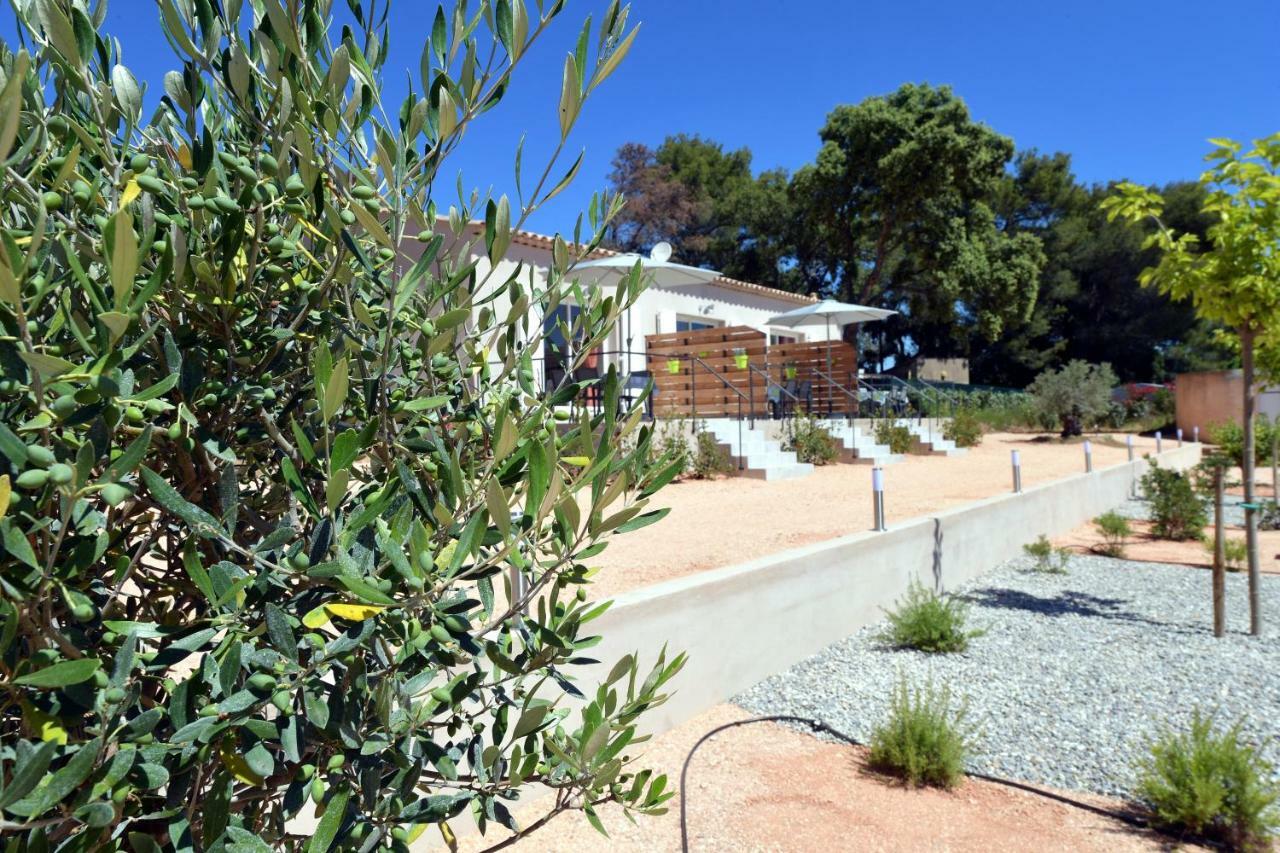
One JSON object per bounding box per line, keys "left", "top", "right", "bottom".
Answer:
{"left": 5, "top": 0, "right": 1278, "bottom": 235}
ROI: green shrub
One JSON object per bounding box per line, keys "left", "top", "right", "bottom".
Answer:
{"left": 690, "top": 430, "right": 734, "bottom": 479}
{"left": 1142, "top": 463, "right": 1209, "bottom": 540}
{"left": 880, "top": 580, "right": 982, "bottom": 653}
{"left": 0, "top": 3, "right": 682, "bottom": 849}
{"left": 868, "top": 679, "right": 974, "bottom": 788}
{"left": 783, "top": 414, "right": 840, "bottom": 465}
{"left": 1137, "top": 710, "right": 1279, "bottom": 850}
{"left": 875, "top": 419, "right": 915, "bottom": 454}
{"left": 1023, "top": 534, "right": 1070, "bottom": 573}
{"left": 1260, "top": 502, "right": 1280, "bottom": 532}
{"left": 1209, "top": 418, "right": 1279, "bottom": 469}
{"left": 1094, "top": 510, "right": 1133, "bottom": 558}
{"left": 1026, "top": 360, "right": 1118, "bottom": 437}
{"left": 943, "top": 408, "right": 985, "bottom": 448}
{"left": 1206, "top": 537, "right": 1250, "bottom": 572}
{"left": 651, "top": 418, "right": 691, "bottom": 478}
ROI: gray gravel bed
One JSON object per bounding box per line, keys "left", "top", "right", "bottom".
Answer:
{"left": 735, "top": 553, "right": 1280, "bottom": 798}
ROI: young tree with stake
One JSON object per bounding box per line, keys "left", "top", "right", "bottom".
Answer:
{"left": 1105, "top": 134, "right": 1280, "bottom": 636}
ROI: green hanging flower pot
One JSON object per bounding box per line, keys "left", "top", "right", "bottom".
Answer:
{"left": 733, "top": 349, "right": 749, "bottom": 369}
{"left": 666, "top": 359, "right": 681, "bottom": 375}
{"left": 785, "top": 364, "right": 797, "bottom": 380}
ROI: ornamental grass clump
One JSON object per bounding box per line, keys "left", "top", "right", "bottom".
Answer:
{"left": 1137, "top": 710, "right": 1279, "bottom": 851}
{"left": 0, "top": 1, "right": 685, "bottom": 849}
{"left": 880, "top": 580, "right": 982, "bottom": 653}
{"left": 868, "top": 678, "right": 973, "bottom": 789}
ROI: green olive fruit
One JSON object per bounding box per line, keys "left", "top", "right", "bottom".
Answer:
{"left": 93, "top": 669, "right": 109, "bottom": 688}
{"left": 101, "top": 483, "right": 131, "bottom": 507}
{"left": 339, "top": 208, "right": 355, "bottom": 225}
{"left": 70, "top": 601, "right": 96, "bottom": 622}
{"left": 326, "top": 754, "right": 345, "bottom": 771}
{"left": 284, "top": 175, "right": 307, "bottom": 197}
{"left": 351, "top": 184, "right": 375, "bottom": 200}
{"left": 153, "top": 211, "right": 171, "bottom": 226}
{"left": 213, "top": 195, "right": 239, "bottom": 214}
{"left": 430, "top": 686, "right": 452, "bottom": 703}
{"left": 129, "top": 152, "right": 151, "bottom": 172}
{"left": 429, "top": 623, "right": 451, "bottom": 643}
{"left": 217, "top": 151, "right": 238, "bottom": 167}
{"left": 112, "top": 785, "right": 129, "bottom": 804}
{"left": 267, "top": 235, "right": 286, "bottom": 253}
{"left": 310, "top": 778, "right": 326, "bottom": 804}
{"left": 144, "top": 399, "right": 167, "bottom": 414}
{"left": 199, "top": 704, "right": 221, "bottom": 717}
{"left": 26, "top": 445, "right": 55, "bottom": 468}
{"left": 187, "top": 195, "right": 206, "bottom": 209}
{"left": 260, "top": 153, "right": 279, "bottom": 172}
{"left": 166, "top": 422, "right": 182, "bottom": 440}
{"left": 288, "top": 552, "right": 311, "bottom": 570}
{"left": 377, "top": 247, "right": 395, "bottom": 261}
{"left": 415, "top": 230, "right": 433, "bottom": 242}
{"left": 299, "top": 763, "right": 316, "bottom": 780}
{"left": 137, "top": 175, "right": 165, "bottom": 194}
{"left": 247, "top": 672, "right": 277, "bottom": 694}
{"left": 16, "top": 469, "right": 50, "bottom": 489}
{"left": 180, "top": 176, "right": 199, "bottom": 190}
{"left": 362, "top": 197, "right": 380, "bottom": 213}
{"left": 124, "top": 406, "right": 144, "bottom": 424}
{"left": 284, "top": 200, "right": 307, "bottom": 215}
{"left": 41, "top": 191, "right": 63, "bottom": 211}
{"left": 50, "top": 394, "right": 77, "bottom": 417}
{"left": 271, "top": 690, "right": 292, "bottom": 714}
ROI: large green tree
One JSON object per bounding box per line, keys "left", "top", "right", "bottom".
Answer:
{"left": 787, "top": 83, "right": 1045, "bottom": 359}
{"left": 976, "top": 156, "right": 1232, "bottom": 385}
{"left": 604, "top": 134, "right": 792, "bottom": 285}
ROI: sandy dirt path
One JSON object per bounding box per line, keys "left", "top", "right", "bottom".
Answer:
{"left": 591, "top": 432, "right": 1173, "bottom": 599}
{"left": 458, "top": 703, "right": 1194, "bottom": 853}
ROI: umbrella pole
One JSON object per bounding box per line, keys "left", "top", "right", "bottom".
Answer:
{"left": 826, "top": 316, "right": 833, "bottom": 418}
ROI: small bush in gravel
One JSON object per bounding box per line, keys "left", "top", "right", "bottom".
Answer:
{"left": 868, "top": 679, "right": 973, "bottom": 788}
{"left": 1094, "top": 511, "right": 1133, "bottom": 558}
{"left": 1137, "top": 710, "right": 1279, "bottom": 850}
{"left": 880, "top": 581, "right": 982, "bottom": 653}
{"left": 1142, "top": 463, "right": 1208, "bottom": 541}
{"left": 1205, "top": 538, "right": 1249, "bottom": 573}
{"left": 1259, "top": 502, "right": 1280, "bottom": 532}
{"left": 1023, "top": 535, "right": 1070, "bottom": 573}
{"left": 943, "top": 408, "right": 985, "bottom": 448}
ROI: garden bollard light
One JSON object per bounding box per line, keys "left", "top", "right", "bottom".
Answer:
{"left": 1011, "top": 450, "right": 1023, "bottom": 494}
{"left": 872, "top": 467, "right": 887, "bottom": 532}
{"left": 1084, "top": 440, "right": 1093, "bottom": 473}
{"left": 1156, "top": 430, "right": 1163, "bottom": 454}
{"left": 1177, "top": 427, "right": 1183, "bottom": 447}
{"left": 1194, "top": 425, "right": 1200, "bottom": 443}
{"left": 1126, "top": 433, "right": 1134, "bottom": 461}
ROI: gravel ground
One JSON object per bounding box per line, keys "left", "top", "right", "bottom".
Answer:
{"left": 735, "top": 552, "right": 1280, "bottom": 799}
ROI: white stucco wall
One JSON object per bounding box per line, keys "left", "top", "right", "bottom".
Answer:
{"left": 409, "top": 225, "right": 823, "bottom": 378}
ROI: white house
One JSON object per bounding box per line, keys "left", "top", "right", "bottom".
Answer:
{"left": 429, "top": 221, "right": 826, "bottom": 384}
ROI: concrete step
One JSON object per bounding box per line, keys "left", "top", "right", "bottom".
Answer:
{"left": 700, "top": 419, "right": 815, "bottom": 481}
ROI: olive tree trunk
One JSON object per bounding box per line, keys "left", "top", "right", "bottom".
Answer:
{"left": 1241, "top": 326, "right": 1262, "bottom": 635}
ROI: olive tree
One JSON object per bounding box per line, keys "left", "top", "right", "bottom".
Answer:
{"left": 1105, "top": 134, "right": 1280, "bottom": 636}
{"left": 0, "top": 0, "right": 684, "bottom": 850}
{"left": 1025, "top": 360, "right": 1117, "bottom": 437}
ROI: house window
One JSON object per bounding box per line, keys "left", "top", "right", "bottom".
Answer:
{"left": 769, "top": 332, "right": 799, "bottom": 345}
{"left": 675, "top": 316, "right": 720, "bottom": 332}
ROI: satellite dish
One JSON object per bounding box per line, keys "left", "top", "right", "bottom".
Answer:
{"left": 650, "top": 241, "right": 673, "bottom": 263}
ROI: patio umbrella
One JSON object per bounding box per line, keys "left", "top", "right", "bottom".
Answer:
{"left": 573, "top": 242, "right": 722, "bottom": 371}
{"left": 766, "top": 298, "right": 897, "bottom": 394}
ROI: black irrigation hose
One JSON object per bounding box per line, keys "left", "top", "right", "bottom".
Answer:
{"left": 678, "top": 714, "right": 1156, "bottom": 853}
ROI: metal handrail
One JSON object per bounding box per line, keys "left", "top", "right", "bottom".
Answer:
{"left": 688, "top": 354, "right": 748, "bottom": 471}
{"left": 746, "top": 363, "right": 803, "bottom": 427}
{"left": 810, "top": 366, "right": 860, "bottom": 423}
{"left": 861, "top": 373, "right": 934, "bottom": 440}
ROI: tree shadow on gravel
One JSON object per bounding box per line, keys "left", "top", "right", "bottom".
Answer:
{"left": 961, "top": 587, "right": 1209, "bottom": 637}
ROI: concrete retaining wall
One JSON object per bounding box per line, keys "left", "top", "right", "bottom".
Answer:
{"left": 582, "top": 443, "right": 1202, "bottom": 734}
